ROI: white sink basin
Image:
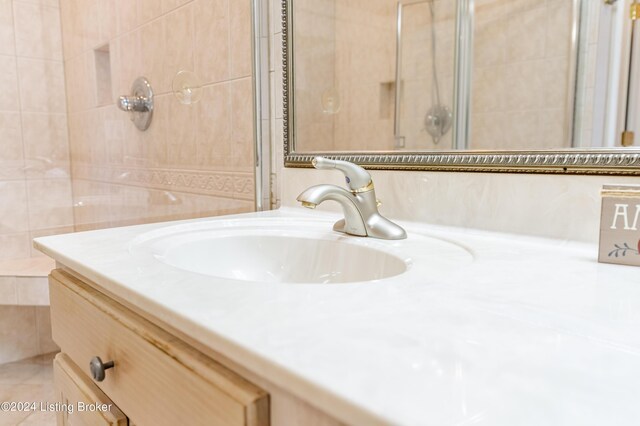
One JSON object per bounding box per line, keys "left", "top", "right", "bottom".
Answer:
{"left": 130, "top": 217, "right": 472, "bottom": 284}
{"left": 153, "top": 234, "right": 407, "bottom": 283}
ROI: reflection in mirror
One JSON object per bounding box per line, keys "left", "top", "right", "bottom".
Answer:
{"left": 293, "top": 1, "right": 398, "bottom": 152}
{"left": 290, "top": 0, "right": 639, "bottom": 153}
{"left": 470, "top": 0, "right": 576, "bottom": 150}
{"left": 396, "top": 0, "right": 455, "bottom": 151}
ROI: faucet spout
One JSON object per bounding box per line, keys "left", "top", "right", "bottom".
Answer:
{"left": 297, "top": 185, "right": 368, "bottom": 236}
{"left": 296, "top": 157, "right": 407, "bottom": 240}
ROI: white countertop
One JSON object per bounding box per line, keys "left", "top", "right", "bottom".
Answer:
{"left": 35, "top": 208, "right": 640, "bottom": 425}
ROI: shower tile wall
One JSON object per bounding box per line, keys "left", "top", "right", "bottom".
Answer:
{"left": 397, "top": 0, "right": 456, "bottom": 151}
{"left": 60, "top": 0, "right": 255, "bottom": 231}
{"left": 296, "top": 0, "right": 581, "bottom": 152}
{"left": 0, "top": 0, "right": 72, "bottom": 261}
{"left": 472, "top": 0, "right": 574, "bottom": 149}
{"left": 332, "top": 0, "right": 397, "bottom": 151}
{"left": 0, "top": 305, "right": 57, "bottom": 363}
{"left": 293, "top": 0, "right": 398, "bottom": 153}
{"left": 294, "top": 0, "right": 337, "bottom": 152}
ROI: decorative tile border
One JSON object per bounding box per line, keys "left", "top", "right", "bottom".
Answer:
{"left": 72, "top": 164, "right": 255, "bottom": 200}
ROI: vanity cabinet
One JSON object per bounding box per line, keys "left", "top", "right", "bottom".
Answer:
{"left": 49, "top": 269, "right": 270, "bottom": 426}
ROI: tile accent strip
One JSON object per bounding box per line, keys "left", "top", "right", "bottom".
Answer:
{"left": 72, "top": 165, "right": 255, "bottom": 200}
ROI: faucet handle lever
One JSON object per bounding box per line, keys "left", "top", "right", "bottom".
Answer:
{"left": 312, "top": 157, "right": 372, "bottom": 192}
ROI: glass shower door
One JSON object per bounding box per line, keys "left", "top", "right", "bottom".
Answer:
{"left": 394, "top": 0, "right": 457, "bottom": 151}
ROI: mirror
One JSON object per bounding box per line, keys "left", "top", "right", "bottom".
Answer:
{"left": 283, "top": 0, "right": 640, "bottom": 173}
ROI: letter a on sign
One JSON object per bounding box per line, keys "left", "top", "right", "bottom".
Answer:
{"left": 611, "top": 204, "right": 629, "bottom": 230}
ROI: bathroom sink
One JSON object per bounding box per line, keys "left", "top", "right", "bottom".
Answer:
{"left": 151, "top": 234, "right": 407, "bottom": 284}
{"left": 129, "top": 217, "right": 472, "bottom": 284}
{"left": 130, "top": 219, "right": 409, "bottom": 283}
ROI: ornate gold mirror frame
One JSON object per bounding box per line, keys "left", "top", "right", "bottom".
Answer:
{"left": 281, "top": 0, "right": 640, "bottom": 175}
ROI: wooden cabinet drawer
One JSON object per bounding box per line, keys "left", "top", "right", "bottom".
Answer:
{"left": 53, "top": 353, "right": 128, "bottom": 426}
{"left": 49, "top": 269, "right": 269, "bottom": 426}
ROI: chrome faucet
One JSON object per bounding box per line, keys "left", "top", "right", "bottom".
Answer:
{"left": 297, "top": 157, "right": 407, "bottom": 240}
{"left": 117, "top": 95, "right": 150, "bottom": 112}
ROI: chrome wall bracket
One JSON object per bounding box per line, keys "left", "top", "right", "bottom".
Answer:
{"left": 118, "top": 77, "right": 154, "bottom": 131}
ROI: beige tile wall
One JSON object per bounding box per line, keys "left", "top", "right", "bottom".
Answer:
{"left": 59, "top": 0, "right": 256, "bottom": 231}
{"left": 292, "top": 0, "right": 337, "bottom": 152}
{"left": 293, "top": 0, "right": 398, "bottom": 153}
{"left": 0, "top": 305, "right": 57, "bottom": 364}
{"left": 397, "top": 0, "right": 456, "bottom": 150}
{"left": 471, "top": 0, "right": 574, "bottom": 150}
{"left": 332, "top": 0, "right": 397, "bottom": 151}
{"left": 0, "top": 275, "right": 58, "bottom": 363}
{"left": 0, "top": 0, "right": 72, "bottom": 261}
{"left": 0, "top": 275, "right": 50, "bottom": 306}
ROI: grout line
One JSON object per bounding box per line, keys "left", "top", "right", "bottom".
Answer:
{"left": 63, "top": 76, "right": 253, "bottom": 115}
{"left": 9, "top": 54, "right": 64, "bottom": 63}
{"left": 12, "top": 0, "right": 60, "bottom": 9}
{"left": 9, "top": 0, "right": 36, "bottom": 255}
{"left": 61, "top": 0, "right": 197, "bottom": 63}
{"left": 56, "top": 1, "right": 77, "bottom": 233}
{"left": 227, "top": 0, "right": 233, "bottom": 81}
{"left": 33, "top": 305, "right": 43, "bottom": 355}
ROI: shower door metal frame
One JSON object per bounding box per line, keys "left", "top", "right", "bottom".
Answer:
{"left": 567, "top": 0, "right": 584, "bottom": 147}
{"left": 452, "top": 0, "right": 473, "bottom": 150}
{"left": 251, "top": 0, "right": 271, "bottom": 211}
{"left": 630, "top": 2, "right": 640, "bottom": 140}
{"left": 282, "top": 0, "right": 640, "bottom": 175}
{"left": 393, "top": 0, "right": 470, "bottom": 150}
{"left": 393, "top": 1, "right": 406, "bottom": 149}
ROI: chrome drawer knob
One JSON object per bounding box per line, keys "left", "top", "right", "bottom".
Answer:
{"left": 89, "top": 356, "right": 114, "bottom": 382}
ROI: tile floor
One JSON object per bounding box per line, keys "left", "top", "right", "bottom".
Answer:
{"left": 0, "top": 352, "right": 57, "bottom": 425}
